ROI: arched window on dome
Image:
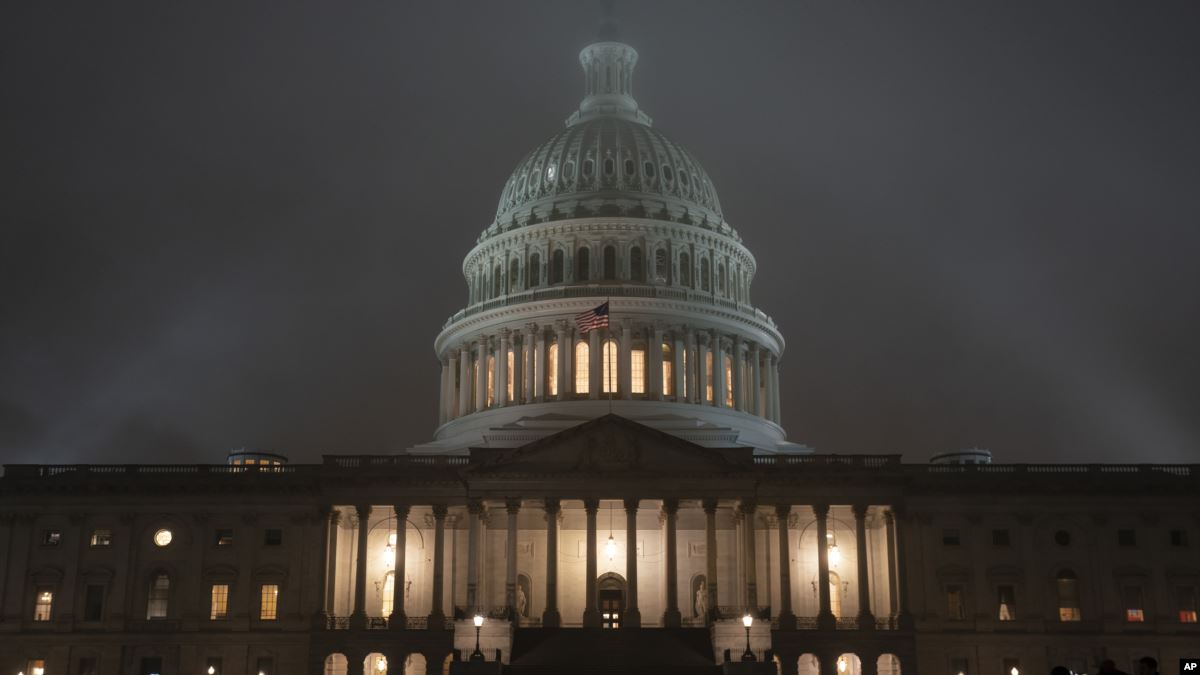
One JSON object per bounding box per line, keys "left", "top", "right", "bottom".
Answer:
{"left": 506, "top": 347, "right": 515, "bottom": 402}
{"left": 700, "top": 257, "right": 711, "bottom": 292}
{"left": 602, "top": 339, "right": 618, "bottom": 393}
{"left": 654, "top": 248, "right": 669, "bottom": 283}
{"left": 486, "top": 355, "right": 495, "bottom": 407}
{"left": 679, "top": 254, "right": 692, "bottom": 288}
{"left": 575, "top": 342, "right": 589, "bottom": 394}
{"left": 705, "top": 351, "right": 714, "bottom": 403}
{"left": 629, "top": 246, "right": 644, "bottom": 282}
{"left": 724, "top": 354, "right": 734, "bottom": 407}
{"left": 661, "top": 342, "right": 674, "bottom": 396}
{"left": 528, "top": 253, "right": 541, "bottom": 288}
{"left": 1057, "top": 570, "right": 1081, "bottom": 621}
{"left": 577, "top": 248, "right": 590, "bottom": 282}
{"left": 718, "top": 262, "right": 727, "bottom": 297}
{"left": 631, "top": 343, "right": 646, "bottom": 395}
{"left": 509, "top": 259, "right": 519, "bottom": 294}
{"left": 551, "top": 250, "right": 564, "bottom": 284}
{"left": 492, "top": 264, "right": 502, "bottom": 299}
{"left": 603, "top": 246, "right": 617, "bottom": 281}
{"left": 547, "top": 342, "right": 558, "bottom": 397}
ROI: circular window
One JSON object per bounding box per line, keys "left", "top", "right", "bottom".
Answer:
{"left": 1054, "top": 530, "right": 1071, "bottom": 546}
{"left": 153, "top": 529, "right": 173, "bottom": 547}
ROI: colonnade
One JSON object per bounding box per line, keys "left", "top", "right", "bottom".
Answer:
{"left": 437, "top": 323, "right": 782, "bottom": 425}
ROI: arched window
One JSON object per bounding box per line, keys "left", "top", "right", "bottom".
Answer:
{"left": 528, "top": 253, "right": 541, "bottom": 287}
{"left": 700, "top": 258, "right": 711, "bottom": 292}
{"left": 662, "top": 342, "right": 674, "bottom": 396}
{"left": 147, "top": 573, "right": 170, "bottom": 619}
{"left": 629, "top": 246, "right": 644, "bottom": 282}
{"left": 631, "top": 345, "right": 646, "bottom": 394}
{"left": 603, "top": 246, "right": 616, "bottom": 280}
{"left": 705, "top": 351, "right": 714, "bottom": 403}
{"left": 506, "top": 348, "right": 515, "bottom": 402}
{"left": 602, "top": 339, "right": 617, "bottom": 393}
{"left": 509, "top": 259, "right": 519, "bottom": 294}
{"left": 551, "top": 250, "right": 564, "bottom": 284}
{"left": 1057, "top": 570, "right": 1081, "bottom": 621}
{"left": 486, "top": 355, "right": 495, "bottom": 407}
{"left": 492, "top": 264, "right": 502, "bottom": 298}
{"left": 547, "top": 343, "right": 559, "bottom": 396}
{"left": 577, "top": 248, "right": 590, "bottom": 282}
{"left": 654, "top": 248, "right": 669, "bottom": 283}
{"left": 718, "top": 262, "right": 727, "bottom": 296}
{"left": 679, "top": 255, "right": 691, "bottom": 287}
{"left": 575, "top": 342, "right": 590, "bottom": 394}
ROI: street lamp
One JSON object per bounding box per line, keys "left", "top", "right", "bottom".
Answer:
{"left": 471, "top": 614, "right": 485, "bottom": 661}
{"left": 741, "top": 613, "right": 756, "bottom": 662}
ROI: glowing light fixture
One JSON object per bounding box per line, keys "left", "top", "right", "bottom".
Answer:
{"left": 838, "top": 657, "right": 847, "bottom": 673}
{"left": 1011, "top": 668, "right": 1020, "bottom": 675}
{"left": 376, "top": 656, "right": 388, "bottom": 673}
{"left": 741, "top": 614, "right": 755, "bottom": 662}
{"left": 605, "top": 502, "right": 617, "bottom": 561}
{"left": 471, "top": 614, "right": 485, "bottom": 661}
{"left": 208, "top": 668, "right": 216, "bottom": 675}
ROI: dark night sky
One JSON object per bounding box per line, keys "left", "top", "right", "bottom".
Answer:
{"left": 2, "top": 1, "right": 1199, "bottom": 465}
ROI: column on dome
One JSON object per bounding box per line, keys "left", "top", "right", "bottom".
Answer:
{"left": 684, "top": 327, "right": 697, "bottom": 404}
{"left": 511, "top": 332, "right": 523, "bottom": 405}
{"left": 751, "top": 344, "right": 762, "bottom": 417}
{"left": 672, "top": 329, "right": 686, "bottom": 403}
{"left": 474, "top": 339, "right": 488, "bottom": 412}
{"left": 619, "top": 320, "right": 633, "bottom": 400}
{"left": 713, "top": 333, "right": 727, "bottom": 408}
{"left": 662, "top": 499, "right": 681, "bottom": 627}
{"left": 624, "top": 498, "right": 641, "bottom": 627}
{"left": 555, "top": 321, "right": 570, "bottom": 401}
{"left": 532, "top": 324, "right": 545, "bottom": 402}
{"left": 496, "top": 329, "right": 510, "bottom": 407}
{"left": 583, "top": 499, "right": 600, "bottom": 627}
{"left": 438, "top": 358, "right": 448, "bottom": 424}
{"left": 696, "top": 331, "right": 709, "bottom": 405}
{"left": 524, "top": 324, "right": 537, "bottom": 404}
{"left": 446, "top": 353, "right": 459, "bottom": 420}
{"left": 648, "top": 322, "right": 664, "bottom": 400}
{"left": 814, "top": 503, "right": 835, "bottom": 630}
{"left": 769, "top": 355, "right": 781, "bottom": 422}
{"left": 732, "top": 336, "right": 744, "bottom": 411}
{"left": 543, "top": 499, "right": 562, "bottom": 627}
{"left": 458, "top": 344, "right": 471, "bottom": 417}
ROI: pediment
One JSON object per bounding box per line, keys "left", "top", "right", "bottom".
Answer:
{"left": 468, "top": 414, "right": 752, "bottom": 477}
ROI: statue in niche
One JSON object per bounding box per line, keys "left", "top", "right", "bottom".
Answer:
{"left": 516, "top": 573, "right": 532, "bottom": 618}
{"left": 693, "top": 575, "right": 708, "bottom": 618}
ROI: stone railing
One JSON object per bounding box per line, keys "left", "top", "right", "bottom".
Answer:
{"left": 323, "top": 455, "right": 470, "bottom": 469}
{"left": 754, "top": 455, "right": 901, "bottom": 467}
{"left": 325, "top": 615, "right": 350, "bottom": 630}
{"left": 368, "top": 616, "right": 389, "bottom": 629}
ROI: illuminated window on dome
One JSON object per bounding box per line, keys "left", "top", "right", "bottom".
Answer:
{"left": 486, "top": 356, "right": 495, "bottom": 407}
{"left": 575, "top": 342, "right": 589, "bottom": 394}
{"left": 602, "top": 340, "right": 617, "bottom": 393}
{"left": 547, "top": 343, "right": 558, "bottom": 396}
{"left": 705, "top": 351, "right": 713, "bottom": 403}
{"left": 631, "top": 349, "right": 646, "bottom": 394}
{"left": 546, "top": 164, "right": 556, "bottom": 181}
{"left": 506, "top": 349, "right": 514, "bottom": 401}
{"left": 662, "top": 343, "right": 673, "bottom": 396}
{"left": 724, "top": 355, "right": 734, "bottom": 407}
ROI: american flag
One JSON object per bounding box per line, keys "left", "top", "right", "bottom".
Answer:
{"left": 575, "top": 301, "right": 610, "bottom": 334}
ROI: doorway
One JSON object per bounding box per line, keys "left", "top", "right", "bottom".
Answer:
{"left": 597, "top": 573, "right": 626, "bottom": 629}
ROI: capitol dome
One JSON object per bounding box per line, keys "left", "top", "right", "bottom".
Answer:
{"left": 413, "top": 35, "right": 805, "bottom": 456}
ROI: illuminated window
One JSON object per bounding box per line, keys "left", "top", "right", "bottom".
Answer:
{"left": 26, "top": 660, "right": 45, "bottom": 675}
{"left": 547, "top": 343, "right": 558, "bottom": 396}
{"left": 946, "top": 585, "right": 964, "bottom": 620}
{"left": 1179, "top": 586, "right": 1198, "bottom": 623}
{"left": 602, "top": 340, "right": 617, "bottom": 393}
{"left": 42, "top": 530, "right": 61, "bottom": 546}
{"left": 1123, "top": 586, "right": 1144, "bottom": 622}
{"left": 997, "top": 585, "right": 1015, "bottom": 621}
{"left": 1056, "top": 570, "right": 1081, "bottom": 621}
{"left": 147, "top": 574, "right": 170, "bottom": 619}
{"left": 575, "top": 342, "right": 589, "bottom": 394}
{"left": 506, "top": 348, "right": 515, "bottom": 401}
{"left": 486, "top": 355, "right": 495, "bottom": 406}
{"left": 662, "top": 343, "right": 673, "bottom": 396}
{"left": 259, "top": 584, "right": 279, "bottom": 621}
{"left": 153, "top": 528, "right": 172, "bottom": 547}
{"left": 90, "top": 529, "right": 113, "bottom": 547}
{"left": 210, "top": 584, "right": 230, "bottom": 620}
{"left": 215, "top": 529, "right": 234, "bottom": 546}
{"left": 705, "top": 351, "right": 713, "bottom": 403}
{"left": 33, "top": 587, "right": 53, "bottom": 621}
{"left": 724, "top": 355, "right": 734, "bottom": 407}
{"left": 631, "top": 348, "right": 646, "bottom": 394}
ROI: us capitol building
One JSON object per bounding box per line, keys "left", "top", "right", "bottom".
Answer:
{"left": 1, "top": 30, "right": 1197, "bottom": 675}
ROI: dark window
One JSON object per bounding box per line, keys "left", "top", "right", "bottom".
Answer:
{"left": 662, "top": 165, "right": 674, "bottom": 182}
{"left": 583, "top": 159, "right": 594, "bottom": 177}
{"left": 629, "top": 247, "right": 644, "bottom": 282}
{"left": 264, "top": 529, "right": 283, "bottom": 546}
{"left": 140, "top": 657, "right": 163, "bottom": 675}
{"left": 603, "top": 158, "right": 614, "bottom": 176}
{"left": 42, "top": 530, "right": 61, "bottom": 546}
{"left": 528, "top": 253, "right": 541, "bottom": 287}
{"left": 992, "top": 529, "right": 1011, "bottom": 547}
{"left": 700, "top": 258, "right": 711, "bottom": 291}
{"left": 84, "top": 584, "right": 105, "bottom": 621}
{"left": 1054, "top": 530, "right": 1071, "bottom": 546}
{"left": 1118, "top": 529, "right": 1136, "bottom": 547}
{"left": 90, "top": 529, "right": 113, "bottom": 547}
{"left": 643, "top": 161, "right": 655, "bottom": 178}
{"left": 1171, "top": 529, "right": 1189, "bottom": 547}
{"left": 78, "top": 657, "right": 98, "bottom": 675}
{"left": 564, "top": 160, "right": 575, "bottom": 178}
{"left": 654, "top": 248, "right": 668, "bottom": 283}
{"left": 577, "top": 248, "right": 590, "bottom": 282}
{"left": 603, "top": 246, "right": 616, "bottom": 280}
{"left": 680, "top": 171, "right": 689, "bottom": 186}
{"left": 551, "top": 250, "right": 564, "bottom": 284}
{"left": 942, "top": 529, "right": 961, "bottom": 546}
{"left": 623, "top": 158, "right": 635, "bottom": 176}
{"left": 946, "top": 584, "right": 965, "bottom": 620}
{"left": 509, "top": 259, "right": 519, "bottom": 293}
{"left": 679, "top": 255, "right": 692, "bottom": 287}
{"left": 215, "top": 529, "right": 234, "bottom": 547}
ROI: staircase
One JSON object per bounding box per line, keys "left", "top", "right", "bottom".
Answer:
{"left": 505, "top": 627, "right": 720, "bottom": 675}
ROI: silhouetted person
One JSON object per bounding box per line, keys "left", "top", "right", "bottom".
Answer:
{"left": 1136, "top": 657, "right": 1158, "bottom": 675}
{"left": 1098, "top": 659, "right": 1130, "bottom": 675}
{"left": 1052, "top": 667, "right": 1071, "bottom": 675}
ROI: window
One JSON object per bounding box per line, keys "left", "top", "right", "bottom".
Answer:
{"left": 643, "top": 161, "right": 655, "bottom": 178}
{"left": 1056, "top": 570, "right": 1081, "bottom": 621}
{"left": 662, "top": 164, "right": 673, "bottom": 182}
{"left": 654, "top": 248, "right": 668, "bottom": 283}
{"left": 705, "top": 351, "right": 713, "bottom": 403}
{"left": 153, "top": 529, "right": 173, "bottom": 547}
{"left": 950, "top": 658, "right": 970, "bottom": 675}
{"left": 1117, "top": 529, "right": 1137, "bottom": 546}
{"left": 42, "top": 530, "right": 61, "bottom": 546}
{"left": 718, "top": 262, "right": 726, "bottom": 295}
{"left": 210, "top": 583, "right": 230, "bottom": 620}
{"left": 946, "top": 584, "right": 965, "bottom": 620}
{"left": 992, "top": 529, "right": 1011, "bottom": 547}
{"left": 264, "top": 529, "right": 283, "bottom": 546}
{"left": 1171, "top": 529, "right": 1189, "bottom": 547}
{"left": 528, "top": 253, "right": 541, "bottom": 287}
{"left": 78, "top": 656, "right": 98, "bottom": 675}
{"left": 623, "top": 158, "right": 635, "bottom": 176}
{"left": 1122, "top": 585, "right": 1144, "bottom": 622}
{"left": 259, "top": 584, "right": 279, "bottom": 621}
{"left": 492, "top": 264, "right": 501, "bottom": 298}
{"left": 631, "top": 348, "right": 646, "bottom": 394}
{"left": 215, "top": 529, "right": 234, "bottom": 547}
{"left": 1178, "top": 586, "right": 1198, "bottom": 623}
{"left": 508, "top": 259, "right": 519, "bottom": 293}
{"left": 679, "top": 255, "right": 691, "bottom": 287}
{"left": 84, "top": 584, "right": 105, "bottom": 621}
{"left": 381, "top": 570, "right": 395, "bottom": 617}
{"left": 574, "top": 342, "right": 589, "bottom": 394}
{"left": 577, "top": 248, "right": 590, "bottom": 281}
{"left": 90, "top": 529, "right": 113, "bottom": 547}
{"left": 550, "top": 250, "right": 564, "bottom": 284}
{"left": 600, "top": 340, "right": 617, "bottom": 393}
{"left": 1054, "top": 530, "right": 1071, "bottom": 546}
{"left": 942, "top": 529, "right": 961, "bottom": 546}
{"left": 997, "top": 585, "right": 1015, "bottom": 621}
{"left": 33, "top": 587, "right": 53, "bottom": 621}
{"left": 662, "top": 343, "right": 674, "bottom": 396}
{"left": 724, "top": 354, "right": 734, "bottom": 407}
{"left": 629, "top": 246, "right": 644, "bottom": 282}
{"left": 603, "top": 157, "right": 614, "bottom": 176}
{"left": 147, "top": 574, "right": 170, "bottom": 619}
{"left": 506, "top": 348, "right": 515, "bottom": 401}
{"left": 1002, "top": 659, "right": 1020, "bottom": 675}
{"left": 700, "top": 258, "right": 710, "bottom": 291}
{"left": 547, "top": 343, "right": 558, "bottom": 396}
{"left": 139, "top": 657, "right": 162, "bottom": 675}
{"left": 603, "top": 246, "right": 616, "bottom": 280}
{"left": 26, "top": 660, "right": 46, "bottom": 675}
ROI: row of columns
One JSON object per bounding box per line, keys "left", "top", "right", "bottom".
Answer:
{"left": 324, "top": 501, "right": 910, "bottom": 631}
{"left": 437, "top": 323, "right": 783, "bottom": 424}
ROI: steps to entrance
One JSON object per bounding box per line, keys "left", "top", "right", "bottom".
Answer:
{"left": 506, "top": 627, "right": 720, "bottom": 675}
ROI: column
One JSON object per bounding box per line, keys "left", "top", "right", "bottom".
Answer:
{"left": 648, "top": 323, "right": 663, "bottom": 400}
{"left": 505, "top": 499, "right": 520, "bottom": 618}
{"left": 321, "top": 509, "right": 340, "bottom": 620}
{"left": 713, "top": 334, "right": 727, "bottom": 408}
{"left": 619, "top": 320, "right": 633, "bottom": 400}
{"left": 751, "top": 345, "right": 762, "bottom": 417}
{"left": 814, "top": 503, "right": 834, "bottom": 629}
{"left": 589, "top": 329, "right": 601, "bottom": 400}
{"left": 438, "top": 358, "right": 449, "bottom": 423}
{"left": 351, "top": 505, "right": 371, "bottom": 629}
{"left": 555, "top": 320, "right": 570, "bottom": 400}
{"left": 770, "top": 356, "right": 781, "bottom": 422}
{"left": 623, "top": 499, "right": 641, "bottom": 627}
{"left": 662, "top": 499, "right": 681, "bottom": 627}
{"left": 467, "top": 500, "right": 482, "bottom": 613}
{"left": 533, "top": 325, "right": 546, "bottom": 402}
{"left": 673, "top": 329, "right": 687, "bottom": 403}
{"left": 583, "top": 499, "right": 601, "bottom": 627}
{"left": 884, "top": 510, "right": 898, "bottom": 621}
{"left": 543, "top": 499, "right": 561, "bottom": 627}
{"left": 732, "top": 336, "right": 744, "bottom": 411}
{"left": 524, "top": 323, "right": 537, "bottom": 403}
{"left": 390, "top": 504, "right": 409, "bottom": 630}
{"left": 775, "top": 504, "right": 795, "bottom": 629}
{"left": 853, "top": 504, "right": 875, "bottom": 628}
{"left": 474, "top": 339, "right": 488, "bottom": 412}
{"left": 684, "top": 328, "right": 697, "bottom": 403}
{"left": 429, "top": 504, "right": 448, "bottom": 629}
{"left": 890, "top": 507, "right": 913, "bottom": 628}
{"left": 739, "top": 501, "right": 757, "bottom": 611}
{"left": 702, "top": 499, "right": 719, "bottom": 623}
{"left": 458, "top": 344, "right": 471, "bottom": 416}
{"left": 447, "top": 353, "right": 460, "bottom": 419}
{"left": 512, "top": 334, "right": 523, "bottom": 405}
{"left": 696, "top": 332, "right": 709, "bottom": 405}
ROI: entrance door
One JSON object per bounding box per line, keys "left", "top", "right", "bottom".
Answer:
{"left": 597, "top": 573, "right": 626, "bottom": 629}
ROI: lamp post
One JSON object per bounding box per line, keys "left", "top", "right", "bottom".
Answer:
{"left": 471, "top": 614, "right": 485, "bottom": 661}
{"left": 741, "top": 613, "right": 756, "bottom": 662}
